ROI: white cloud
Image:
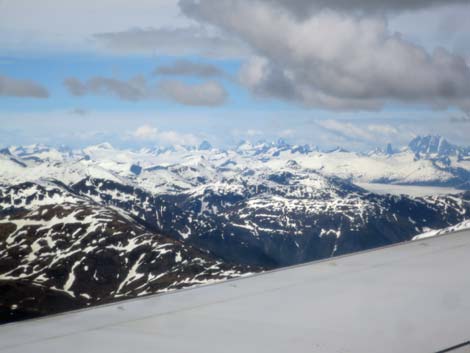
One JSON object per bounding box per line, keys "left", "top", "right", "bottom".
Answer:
{"left": 279, "top": 129, "right": 296, "bottom": 137}
{"left": 312, "top": 119, "right": 413, "bottom": 149}
{"left": 246, "top": 129, "right": 263, "bottom": 137}
{"left": 156, "top": 130, "right": 199, "bottom": 145}
{"left": 316, "top": 120, "right": 376, "bottom": 142}
{"left": 366, "top": 124, "right": 399, "bottom": 135}
{"left": 133, "top": 124, "right": 159, "bottom": 140}
{"left": 132, "top": 124, "right": 199, "bottom": 145}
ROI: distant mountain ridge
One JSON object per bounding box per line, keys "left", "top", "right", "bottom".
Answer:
{"left": 3, "top": 134, "right": 469, "bottom": 162}
{"left": 1, "top": 135, "right": 470, "bottom": 189}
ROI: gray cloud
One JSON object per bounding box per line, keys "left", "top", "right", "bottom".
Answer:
{"left": 69, "top": 108, "right": 89, "bottom": 116}
{"left": 181, "top": 0, "right": 470, "bottom": 112}
{"left": 64, "top": 78, "right": 86, "bottom": 96}
{"left": 260, "top": 0, "right": 468, "bottom": 17}
{"left": 93, "top": 26, "right": 249, "bottom": 58}
{"left": 64, "top": 75, "right": 227, "bottom": 106}
{"left": 159, "top": 80, "right": 227, "bottom": 106}
{"left": 64, "top": 76, "right": 150, "bottom": 101}
{"left": 0, "top": 74, "right": 49, "bottom": 98}
{"left": 449, "top": 115, "right": 470, "bottom": 123}
{"left": 154, "top": 59, "right": 223, "bottom": 77}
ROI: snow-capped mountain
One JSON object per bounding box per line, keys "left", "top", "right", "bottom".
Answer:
{"left": 67, "top": 173, "right": 470, "bottom": 267}
{"left": 2, "top": 135, "right": 469, "bottom": 190}
{"left": 0, "top": 181, "right": 252, "bottom": 323}
{"left": 253, "top": 136, "right": 470, "bottom": 188}
{"left": 1, "top": 135, "right": 469, "bottom": 322}
{"left": 413, "top": 219, "right": 470, "bottom": 241}
{"left": 408, "top": 135, "right": 470, "bottom": 158}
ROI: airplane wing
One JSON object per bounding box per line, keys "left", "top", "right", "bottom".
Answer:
{"left": 1, "top": 231, "right": 470, "bottom": 353}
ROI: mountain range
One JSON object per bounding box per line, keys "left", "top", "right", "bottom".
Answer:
{"left": 1, "top": 135, "right": 469, "bottom": 322}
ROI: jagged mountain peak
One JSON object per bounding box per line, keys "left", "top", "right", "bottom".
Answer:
{"left": 408, "top": 135, "right": 455, "bottom": 156}
{"left": 198, "top": 140, "right": 213, "bottom": 151}
{"left": 0, "top": 147, "right": 12, "bottom": 156}
{"left": 367, "top": 143, "right": 395, "bottom": 156}
{"left": 325, "top": 146, "right": 349, "bottom": 153}
{"left": 11, "top": 143, "right": 52, "bottom": 155}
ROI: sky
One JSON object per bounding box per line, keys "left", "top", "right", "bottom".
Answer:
{"left": 1, "top": 0, "right": 470, "bottom": 151}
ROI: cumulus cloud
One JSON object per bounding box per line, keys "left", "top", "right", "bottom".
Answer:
{"left": 0, "top": 74, "right": 49, "bottom": 98}
{"left": 180, "top": 0, "right": 470, "bottom": 112}
{"left": 64, "top": 75, "right": 227, "bottom": 106}
{"left": 159, "top": 80, "right": 227, "bottom": 106}
{"left": 93, "top": 26, "right": 249, "bottom": 58}
{"left": 132, "top": 124, "right": 199, "bottom": 145}
{"left": 154, "top": 59, "right": 223, "bottom": 77}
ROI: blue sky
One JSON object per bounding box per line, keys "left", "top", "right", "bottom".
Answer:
{"left": 1, "top": 0, "right": 470, "bottom": 150}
